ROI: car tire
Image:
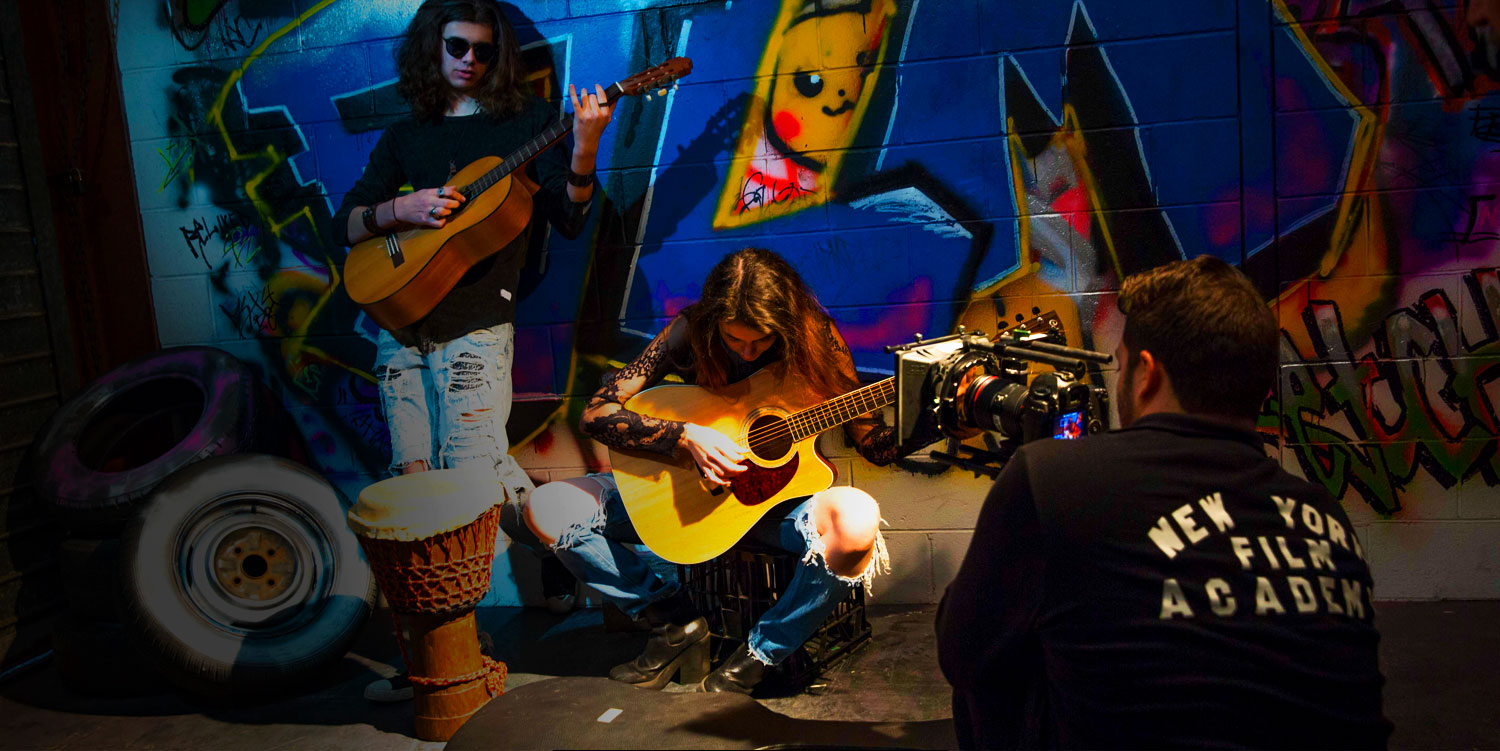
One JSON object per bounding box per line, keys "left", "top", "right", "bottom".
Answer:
{"left": 119, "top": 454, "right": 376, "bottom": 699}
{"left": 32, "top": 347, "right": 261, "bottom": 531}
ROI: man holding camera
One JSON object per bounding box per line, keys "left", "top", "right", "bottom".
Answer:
{"left": 936, "top": 256, "right": 1391, "bottom": 748}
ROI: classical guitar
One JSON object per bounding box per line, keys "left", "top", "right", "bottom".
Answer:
{"left": 344, "top": 57, "right": 693, "bottom": 331}
{"left": 608, "top": 366, "right": 895, "bottom": 564}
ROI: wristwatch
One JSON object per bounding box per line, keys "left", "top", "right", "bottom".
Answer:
{"left": 361, "top": 204, "right": 381, "bottom": 235}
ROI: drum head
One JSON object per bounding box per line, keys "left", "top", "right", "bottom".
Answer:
{"left": 347, "top": 464, "right": 507, "bottom": 542}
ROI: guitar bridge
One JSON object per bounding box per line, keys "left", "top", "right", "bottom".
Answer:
{"left": 384, "top": 234, "right": 405, "bottom": 267}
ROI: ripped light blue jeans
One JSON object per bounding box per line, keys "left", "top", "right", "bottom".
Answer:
{"left": 550, "top": 474, "right": 886, "bottom": 666}
{"left": 374, "top": 324, "right": 535, "bottom": 503}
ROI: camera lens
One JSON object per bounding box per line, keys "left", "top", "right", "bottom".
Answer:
{"left": 961, "top": 374, "right": 1027, "bottom": 435}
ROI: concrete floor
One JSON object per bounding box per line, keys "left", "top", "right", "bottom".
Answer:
{"left": 0, "top": 602, "right": 1495, "bottom": 749}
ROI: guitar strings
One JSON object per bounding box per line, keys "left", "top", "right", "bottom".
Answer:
{"left": 749, "top": 380, "right": 894, "bottom": 443}
{"left": 736, "top": 379, "right": 895, "bottom": 448}
{"left": 739, "top": 380, "right": 895, "bottom": 449}
{"left": 740, "top": 386, "right": 890, "bottom": 445}
{"left": 459, "top": 115, "right": 575, "bottom": 200}
{"left": 460, "top": 72, "right": 679, "bottom": 199}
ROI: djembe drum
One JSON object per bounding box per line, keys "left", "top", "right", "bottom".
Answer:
{"left": 347, "top": 465, "right": 508, "bottom": 741}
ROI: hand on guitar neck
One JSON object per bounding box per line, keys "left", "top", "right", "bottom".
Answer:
{"left": 566, "top": 82, "right": 612, "bottom": 204}
{"left": 678, "top": 423, "right": 747, "bottom": 487}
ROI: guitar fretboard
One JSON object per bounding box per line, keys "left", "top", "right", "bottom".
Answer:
{"left": 785, "top": 378, "right": 895, "bottom": 441}
{"left": 457, "top": 82, "right": 624, "bottom": 202}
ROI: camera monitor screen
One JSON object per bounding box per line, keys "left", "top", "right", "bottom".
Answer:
{"left": 1052, "top": 411, "right": 1085, "bottom": 440}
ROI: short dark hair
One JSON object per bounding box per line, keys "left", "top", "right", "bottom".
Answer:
{"left": 1116, "top": 255, "right": 1278, "bottom": 420}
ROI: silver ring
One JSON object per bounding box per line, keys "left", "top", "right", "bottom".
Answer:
{"left": 428, "top": 207, "right": 439, "bottom": 218}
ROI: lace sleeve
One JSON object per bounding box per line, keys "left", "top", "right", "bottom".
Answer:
{"left": 852, "top": 422, "right": 900, "bottom": 466}
{"left": 579, "top": 322, "right": 686, "bottom": 456}
{"left": 826, "top": 318, "right": 944, "bottom": 465}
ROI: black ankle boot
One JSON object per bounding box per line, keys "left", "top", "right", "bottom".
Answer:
{"left": 608, "top": 592, "right": 710, "bottom": 690}
{"left": 698, "top": 643, "right": 767, "bottom": 694}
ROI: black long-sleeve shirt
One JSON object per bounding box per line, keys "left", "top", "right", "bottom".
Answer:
{"left": 936, "top": 413, "right": 1391, "bottom": 749}
{"left": 334, "top": 96, "right": 591, "bottom": 352}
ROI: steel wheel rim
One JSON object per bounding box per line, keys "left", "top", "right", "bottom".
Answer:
{"left": 175, "top": 492, "right": 336, "bottom": 636}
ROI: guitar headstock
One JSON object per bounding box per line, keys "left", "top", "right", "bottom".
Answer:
{"left": 1001, "top": 310, "right": 1065, "bottom": 339}
{"left": 613, "top": 57, "right": 694, "bottom": 101}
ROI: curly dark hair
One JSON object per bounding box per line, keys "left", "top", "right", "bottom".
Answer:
{"left": 1116, "top": 255, "right": 1278, "bottom": 420}
{"left": 395, "top": 0, "right": 529, "bottom": 123}
{"left": 680, "top": 248, "right": 859, "bottom": 400}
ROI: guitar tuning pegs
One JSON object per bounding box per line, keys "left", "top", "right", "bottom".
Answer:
{"left": 645, "top": 93, "right": 653, "bottom": 101}
{"left": 657, "top": 88, "right": 668, "bottom": 96}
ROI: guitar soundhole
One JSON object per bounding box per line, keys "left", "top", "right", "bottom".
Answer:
{"left": 745, "top": 414, "right": 792, "bottom": 462}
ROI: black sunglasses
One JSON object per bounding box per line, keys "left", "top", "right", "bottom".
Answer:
{"left": 443, "top": 36, "right": 497, "bottom": 64}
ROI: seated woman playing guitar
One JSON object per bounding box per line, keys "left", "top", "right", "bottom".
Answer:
{"left": 510, "top": 247, "right": 941, "bottom": 694}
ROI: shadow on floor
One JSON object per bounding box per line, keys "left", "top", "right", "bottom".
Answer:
{"left": 0, "top": 606, "right": 653, "bottom": 747}
{"left": 0, "top": 601, "right": 1495, "bottom": 749}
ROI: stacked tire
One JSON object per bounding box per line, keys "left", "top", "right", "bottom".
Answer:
{"left": 33, "top": 347, "right": 375, "bottom": 700}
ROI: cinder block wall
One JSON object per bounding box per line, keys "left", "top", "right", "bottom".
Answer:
{"left": 112, "top": 0, "right": 1500, "bottom": 604}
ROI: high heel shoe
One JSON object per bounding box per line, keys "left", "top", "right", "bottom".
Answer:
{"left": 608, "top": 590, "right": 711, "bottom": 690}
{"left": 697, "top": 642, "right": 767, "bottom": 694}
{"left": 608, "top": 617, "right": 711, "bottom": 689}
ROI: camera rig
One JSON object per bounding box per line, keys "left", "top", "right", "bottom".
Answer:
{"left": 886, "top": 321, "right": 1114, "bottom": 478}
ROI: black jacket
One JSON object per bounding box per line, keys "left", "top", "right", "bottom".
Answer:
{"left": 936, "top": 413, "right": 1391, "bottom": 749}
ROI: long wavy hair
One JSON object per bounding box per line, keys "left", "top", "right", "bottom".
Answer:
{"left": 395, "top": 0, "right": 529, "bottom": 123}
{"left": 680, "top": 248, "right": 859, "bottom": 400}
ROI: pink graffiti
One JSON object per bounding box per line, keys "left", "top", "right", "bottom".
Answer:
{"left": 837, "top": 277, "right": 934, "bottom": 351}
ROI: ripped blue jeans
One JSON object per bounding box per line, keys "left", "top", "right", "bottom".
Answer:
{"left": 547, "top": 474, "right": 888, "bottom": 666}
{"left": 374, "top": 324, "right": 535, "bottom": 503}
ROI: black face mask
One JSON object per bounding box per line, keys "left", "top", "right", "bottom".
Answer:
{"left": 722, "top": 340, "right": 750, "bottom": 365}
{"left": 718, "top": 333, "right": 777, "bottom": 366}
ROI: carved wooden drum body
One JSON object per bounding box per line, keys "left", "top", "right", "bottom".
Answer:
{"left": 347, "top": 465, "right": 509, "bottom": 741}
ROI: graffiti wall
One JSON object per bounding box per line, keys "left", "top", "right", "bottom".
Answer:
{"left": 113, "top": 0, "right": 1499, "bottom": 602}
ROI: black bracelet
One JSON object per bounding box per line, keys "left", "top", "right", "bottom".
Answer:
{"left": 361, "top": 204, "right": 381, "bottom": 235}
{"left": 566, "top": 167, "right": 593, "bottom": 188}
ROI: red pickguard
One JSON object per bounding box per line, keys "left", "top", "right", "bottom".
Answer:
{"left": 731, "top": 453, "right": 800, "bottom": 506}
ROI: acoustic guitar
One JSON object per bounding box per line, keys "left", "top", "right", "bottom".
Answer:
{"left": 608, "top": 366, "right": 895, "bottom": 564}
{"left": 344, "top": 58, "right": 693, "bottom": 331}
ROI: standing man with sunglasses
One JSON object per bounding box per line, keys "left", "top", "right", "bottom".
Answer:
{"left": 333, "top": 0, "right": 614, "bottom": 702}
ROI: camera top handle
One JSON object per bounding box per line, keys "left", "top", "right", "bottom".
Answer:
{"left": 996, "top": 337, "right": 1115, "bottom": 365}
{"left": 970, "top": 340, "right": 1088, "bottom": 377}
{"left": 888, "top": 329, "right": 1114, "bottom": 377}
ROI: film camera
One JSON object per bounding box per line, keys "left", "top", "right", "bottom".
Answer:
{"left": 887, "top": 320, "right": 1113, "bottom": 477}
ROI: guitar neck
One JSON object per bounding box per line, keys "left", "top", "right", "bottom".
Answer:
{"left": 458, "top": 81, "right": 626, "bottom": 201}
{"left": 785, "top": 378, "right": 895, "bottom": 441}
